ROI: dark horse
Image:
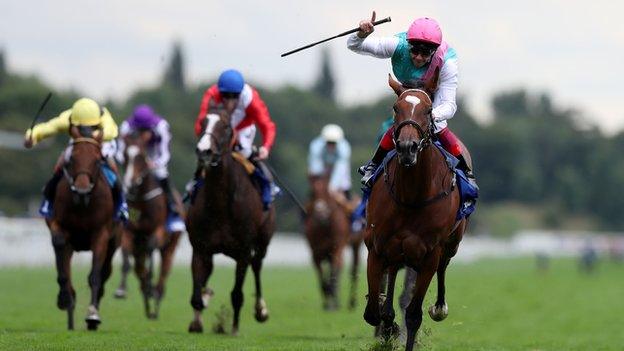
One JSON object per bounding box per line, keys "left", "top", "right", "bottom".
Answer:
{"left": 47, "top": 127, "right": 118, "bottom": 330}
{"left": 187, "top": 104, "right": 276, "bottom": 335}
{"left": 363, "top": 75, "right": 469, "bottom": 351}
{"left": 115, "top": 131, "right": 181, "bottom": 319}
{"left": 304, "top": 174, "right": 362, "bottom": 310}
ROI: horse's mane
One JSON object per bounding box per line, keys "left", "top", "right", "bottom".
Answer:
{"left": 402, "top": 79, "right": 426, "bottom": 90}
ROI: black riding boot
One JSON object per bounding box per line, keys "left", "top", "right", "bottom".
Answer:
{"left": 158, "top": 177, "right": 180, "bottom": 216}
{"left": 358, "top": 145, "right": 390, "bottom": 188}
{"left": 456, "top": 155, "right": 475, "bottom": 179}
{"left": 43, "top": 170, "right": 63, "bottom": 201}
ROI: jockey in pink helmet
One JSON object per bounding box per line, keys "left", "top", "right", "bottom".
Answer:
{"left": 348, "top": 11, "right": 471, "bottom": 187}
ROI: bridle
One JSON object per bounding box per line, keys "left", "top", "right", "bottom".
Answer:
{"left": 198, "top": 115, "right": 234, "bottom": 167}
{"left": 392, "top": 89, "right": 435, "bottom": 154}
{"left": 384, "top": 88, "right": 456, "bottom": 209}
{"left": 63, "top": 137, "right": 102, "bottom": 196}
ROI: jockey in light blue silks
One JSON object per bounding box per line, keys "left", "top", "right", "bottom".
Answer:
{"left": 347, "top": 12, "right": 472, "bottom": 188}
{"left": 116, "top": 104, "right": 185, "bottom": 232}
{"left": 308, "top": 124, "right": 352, "bottom": 199}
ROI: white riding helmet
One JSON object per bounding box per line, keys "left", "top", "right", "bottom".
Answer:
{"left": 321, "top": 124, "right": 344, "bottom": 143}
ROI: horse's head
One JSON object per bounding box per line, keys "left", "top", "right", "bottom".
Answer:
{"left": 122, "top": 131, "right": 150, "bottom": 192}
{"left": 65, "top": 125, "right": 103, "bottom": 204}
{"left": 388, "top": 74, "right": 437, "bottom": 167}
{"left": 196, "top": 101, "right": 234, "bottom": 168}
{"left": 308, "top": 173, "right": 330, "bottom": 200}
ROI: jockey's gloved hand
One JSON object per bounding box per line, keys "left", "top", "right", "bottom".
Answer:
{"left": 357, "top": 11, "right": 376, "bottom": 38}
{"left": 257, "top": 146, "right": 269, "bottom": 160}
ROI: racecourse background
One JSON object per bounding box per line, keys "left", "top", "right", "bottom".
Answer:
{"left": 2, "top": 217, "right": 622, "bottom": 267}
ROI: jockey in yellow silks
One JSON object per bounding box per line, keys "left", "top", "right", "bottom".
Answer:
{"left": 24, "top": 97, "right": 128, "bottom": 220}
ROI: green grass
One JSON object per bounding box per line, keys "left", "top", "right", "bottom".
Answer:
{"left": 1, "top": 257, "right": 623, "bottom": 350}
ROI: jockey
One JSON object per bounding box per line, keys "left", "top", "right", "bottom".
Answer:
{"left": 24, "top": 97, "right": 128, "bottom": 220}
{"left": 348, "top": 12, "right": 473, "bottom": 187}
{"left": 116, "top": 104, "right": 185, "bottom": 232}
{"left": 308, "top": 124, "right": 352, "bottom": 198}
{"left": 193, "top": 69, "right": 278, "bottom": 208}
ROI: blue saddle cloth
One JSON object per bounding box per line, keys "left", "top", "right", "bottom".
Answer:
{"left": 351, "top": 143, "right": 478, "bottom": 224}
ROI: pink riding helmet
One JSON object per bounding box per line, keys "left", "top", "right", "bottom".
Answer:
{"left": 407, "top": 17, "right": 442, "bottom": 45}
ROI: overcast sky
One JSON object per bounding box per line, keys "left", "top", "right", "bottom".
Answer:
{"left": 1, "top": 0, "right": 623, "bottom": 133}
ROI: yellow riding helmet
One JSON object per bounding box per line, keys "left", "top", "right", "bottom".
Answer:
{"left": 70, "top": 98, "right": 102, "bottom": 126}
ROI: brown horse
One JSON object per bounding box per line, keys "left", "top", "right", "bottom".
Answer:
{"left": 46, "top": 127, "right": 118, "bottom": 330}
{"left": 115, "top": 131, "right": 181, "bottom": 319}
{"left": 304, "top": 174, "right": 362, "bottom": 310}
{"left": 363, "top": 75, "right": 469, "bottom": 351}
{"left": 186, "top": 104, "right": 276, "bottom": 335}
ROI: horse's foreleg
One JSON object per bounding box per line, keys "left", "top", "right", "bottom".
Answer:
{"left": 404, "top": 248, "right": 441, "bottom": 351}
{"left": 188, "top": 251, "right": 213, "bottom": 333}
{"left": 115, "top": 230, "right": 132, "bottom": 299}
{"left": 251, "top": 249, "right": 269, "bottom": 323}
{"left": 349, "top": 241, "right": 361, "bottom": 310}
{"left": 86, "top": 229, "right": 109, "bottom": 330}
{"left": 429, "top": 220, "right": 466, "bottom": 322}
{"left": 364, "top": 250, "right": 384, "bottom": 326}
{"left": 51, "top": 232, "right": 75, "bottom": 330}
{"left": 153, "top": 232, "right": 181, "bottom": 319}
{"left": 399, "top": 267, "right": 417, "bottom": 332}
{"left": 328, "top": 250, "right": 344, "bottom": 311}
{"left": 381, "top": 265, "right": 400, "bottom": 339}
{"left": 231, "top": 259, "right": 249, "bottom": 336}
{"left": 97, "top": 236, "right": 118, "bottom": 303}
{"left": 132, "top": 242, "right": 152, "bottom": 319}
{"left": 428, "top": 256, "right": 450, "bottom": 322}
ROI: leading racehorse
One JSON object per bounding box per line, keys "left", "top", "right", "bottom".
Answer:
{"left": 363, "top": 74, "right": 469, "bottom": 351}
{"left": 186, "top": 102, "right": 276, "bottom": 335}
{"left": 47, "top": 126, "right": 119, "bottom": 330}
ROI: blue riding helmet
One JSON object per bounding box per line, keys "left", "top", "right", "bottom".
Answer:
{"left": 217, "top": 69, "right": 245, "bottom": 94}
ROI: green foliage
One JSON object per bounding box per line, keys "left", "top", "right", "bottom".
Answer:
{"left": 1, "top": 50, "right": 623, "bottom": 233}
{"left": 162, "top": 41, "right": 186, "bottom": 92}
{"left": 312, "top": 48, "right": 336, "bottom": 102}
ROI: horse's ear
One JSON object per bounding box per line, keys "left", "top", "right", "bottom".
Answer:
{"left": 423, "top": 67, "right": 440, "bottom": 96}
{"left": 388, "top": 74, "right": 404, "bottom": 96}
{"left": 69, "top": 124, "right": 81, "bottom": 139}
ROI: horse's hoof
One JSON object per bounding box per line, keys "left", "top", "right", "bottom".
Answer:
{"left": 148, "top": 312, "right": 158, "bottom": 320}
{"left": 188, "top": 321, "right": 203, "bottom": 333}
{"left": 231, "top": 327, "right": 239, "bottom": 337}
{"left": 364, "top": 305, "right": 381, "bottom": 326}
{"left": 428, "top": 303, "right": 448, "bottom": 322}
{"left": 254, "top": 309, "right": 269, "bottom": 323}
{"left": 85, "top": 317, "right": 101, "bottom": 331}
{"left": 114, "top": 288, "right": 127, "bottom": 299}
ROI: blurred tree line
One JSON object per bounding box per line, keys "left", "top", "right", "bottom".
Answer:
{"left": 1, "top": 45, "right": 623, "bottom": 234}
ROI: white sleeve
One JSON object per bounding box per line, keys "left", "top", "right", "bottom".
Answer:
{"left": 308, "top": 138, "right": 325, "bottom": 175}
{"left": 329, "top": 140, "right": 351, "bottom": 191}
{"left": 115, "top": 121, "right": 131, "bottom": 164}
{"left": 153, "top": 121, "right": 171, "bottom": 168}
{"left": 432, "top": 58, "right": 459, "bottom": 121}
{"left": 347, "top": 33, "right": 398, "bottom": 59}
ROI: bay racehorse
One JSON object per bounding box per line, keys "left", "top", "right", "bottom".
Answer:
{"left": 186, "top": 103, "right": 276, "bottom": 335}
{"left": 363, "top": 74, "right": 469, "bottom": 351}
{"left": 115, "top": 131, "right": 181, "bottom": 319}
{"left": 304, "top": 174, "right": 362, "bottom": 310}
{"left": 46, "top": 126, "right": 119, "bottom": 330}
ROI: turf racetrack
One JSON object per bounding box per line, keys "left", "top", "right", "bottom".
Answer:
{"left": 1, "top": 258, "right": 622, "bottom": 350}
